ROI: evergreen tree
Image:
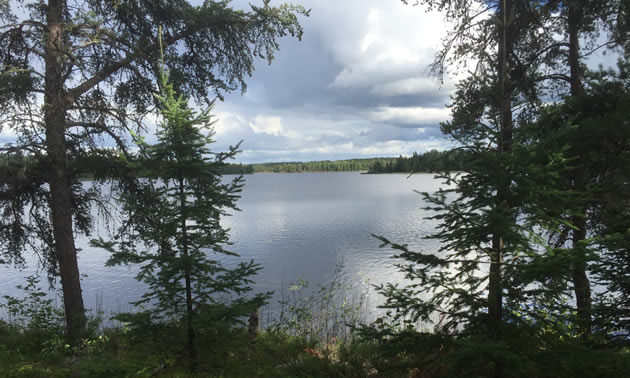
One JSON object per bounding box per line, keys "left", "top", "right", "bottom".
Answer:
{"left": 497, "top": 0, "right": 630, "bottom": 335}
{"left": 93, "top": 66, "right": 270, "bottom": 366}
{"left": 360, "top": 1, "right": 630, "bottom": 375}
{"left": 528, "top": 61, "right": 630, "bottom": 338}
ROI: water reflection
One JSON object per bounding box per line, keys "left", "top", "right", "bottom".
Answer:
{"left": 1, "top": 172, "right": 446, "bottom": 321}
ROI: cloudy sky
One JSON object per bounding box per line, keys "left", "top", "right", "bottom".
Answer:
{"left": 209, "top": 0, "right": 456, "bottom": 163}
{"left": 0, "top": 0, "right": 618, "bottom": 164}
{"left": 0, "top": 0, "right": 453, "bottom": 164}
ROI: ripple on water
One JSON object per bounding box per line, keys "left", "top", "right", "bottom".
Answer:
{"left": 1, "top": 173, "right": 449, "bottom": 320}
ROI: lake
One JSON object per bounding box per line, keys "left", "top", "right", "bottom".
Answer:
{"left": 0, "top": 172, "right": 445, "bottom": 322}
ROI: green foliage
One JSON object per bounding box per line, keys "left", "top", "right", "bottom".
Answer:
{"left": 0, "top": 1, "right": 309, "bottom": 244}
{"left": 367, "top": 149, "right": 471, "bottom": 173}
{"left": 358, "top": 1, "right": 630, "bottom": 376}
{"left": 222, "top": 157, "right": 397, "bottom": 173}
{"left": 0, "top": 0, "right": 307, "bottom": 344}
{"left": 529, "top": 62, "right": 630, "bottom": 336}
{"left": 8, "top": 270, "right": 624, "bottom": 376}
{"left": 0, "top": 149, "right": 100, "bottom": 275}
{"left": 93, "top": 68, "right": 271, "bottom": 365}
{"left": 1, "top": 276, "right": 65, "bottom": 348}
{"left": 0, "top": 276, "right": 115, "bottom": 377}
{"left": 0, "top": 272, "right": 387, "bottom": 377}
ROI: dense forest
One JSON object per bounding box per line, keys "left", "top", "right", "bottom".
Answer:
{"left": 219, "top": 157, "right": 393, "bottom": 174}
{"left": 218, "top": 149, "right": 470, "bottom": 174}
{"left": 0, "top": 0, "right": 629, "bottom": 377}
{"left": 367, "top": 149, "right": 470, "bottom": 173}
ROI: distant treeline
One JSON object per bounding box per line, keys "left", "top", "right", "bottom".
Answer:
{"left": 367, "top": 149, "right": 470, "bottom": 173}
{"left": 219, "top": 157, "right": 394, "bottom": 174}
{"left": 219, "top": 149, "right": 470, "bottom": 174}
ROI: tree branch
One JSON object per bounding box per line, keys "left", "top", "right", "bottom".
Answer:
{"left": 66, "top": 17, "right": 228, "bottom": 103}
{"left": 535, "top": 73, "right": 572, "bottom": 83}
{"left": 66, "top": 121, "right": 130, "bottom": 159}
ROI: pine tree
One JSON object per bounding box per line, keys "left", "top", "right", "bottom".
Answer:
{"left": 528, "top": 61, "right": 630, "bottom": 339}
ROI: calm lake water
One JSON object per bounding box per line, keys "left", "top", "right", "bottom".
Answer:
{"left": 0, "top": 172, "right": 445, "bottom": 321}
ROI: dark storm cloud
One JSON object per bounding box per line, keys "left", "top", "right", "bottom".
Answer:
{"left": 328, "top": 86, "right": 451, "bottom": 109}
{"left": 209, "top": 0, "right": 457, "bottom": 164}
{"left": 246, "top": 34, "right": 342, "bottom": 109}
{"left": 221, "top": 2, "right": 453, "bottom": 114}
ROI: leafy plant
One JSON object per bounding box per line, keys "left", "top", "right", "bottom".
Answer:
{"left": 1, "top": 275, "right": 65, "bottom": 341}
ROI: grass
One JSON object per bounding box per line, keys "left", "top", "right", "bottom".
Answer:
{"left": 0, "top": 272, "right": 390, "bottom": 377}
{"left": 0, "top": 318, "right": 391, "bottom": 377}
{"left": 3, "top": 274, "right": 629, "bottom": 377}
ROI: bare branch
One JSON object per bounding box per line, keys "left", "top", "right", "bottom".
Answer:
{"left": 66, "top": 121, "right": 130, "bottom": 159}
{"left": 0, "top": 20, "right": 47, "bottom": 31}
{"left": 535, "top": 73, "right": 572, "bottom": 83}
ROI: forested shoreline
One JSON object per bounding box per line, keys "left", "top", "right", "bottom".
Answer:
{"left": 218, "top": 149, "right": 470, "bottom": 174}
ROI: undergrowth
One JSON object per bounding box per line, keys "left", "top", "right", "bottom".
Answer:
{"left": 0, "top": 273, "right": 386, "bottom": 377}
{"left": 2, "top": 275, "right": 629, "bottom": 377}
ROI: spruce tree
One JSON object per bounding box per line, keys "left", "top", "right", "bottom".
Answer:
{"left": 528, "top": 61, "right": 630, "bottom": 339}
{"left": 93, "top": 66, "right": 270, "bottom": 366}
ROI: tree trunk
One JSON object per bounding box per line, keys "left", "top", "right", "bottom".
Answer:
{"left": 44, "top": 0, "right": 86, "bottom": 345}
{"left": 568, "top": 2, "right": 585, "bottom": 98}
{"left": 567, "top": 0, "right": 592, "bottom": 335}
{"left": 489, "top": 0, "right": 513, "bottom": 376}
{"left": 488, "top": 0, "right": 513, "bottom": 335}
{"left": 489, "top": 235, "right": 504, "bottom": 333}
{"left": 178, "top": 171, "right": 196, "bottom": 368}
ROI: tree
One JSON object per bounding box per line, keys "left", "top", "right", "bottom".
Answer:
{"left": 587, "top": 65, "right": 630, "bottom": 335}
{"left": 501, "top": 0, "right": 630, "bottom": 335}
{"left": 93, "top": 64, "right": 270, "bottom": 367}
{"left": 528, "top": 61, "right": 630, "bottom": 338}
{"left": 358, "top": 0, "right": 630, "bottom": 374}
{"left": 364, "top": 1, "right": 526, "bottom": 375}
{"left": 361, "top": 0, "right": 630, "bottom": 375}
{"left": 548, "top": 0, "right": 629, "bottom": 335}
{"left": 0, "top": 0, "right": 306, "bottom": 344}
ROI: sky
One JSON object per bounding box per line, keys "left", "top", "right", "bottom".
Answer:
{"left": 211, "top": 0, "right": 619, "bottom": 164}
{"left": 1, "top": 0, "right": 617, "bottom": 164}
{"left": 209, "top": 0, "right": 455, "bottom": 163}
{"left": 0, "top": 0, "right": 453, "bottom": 164}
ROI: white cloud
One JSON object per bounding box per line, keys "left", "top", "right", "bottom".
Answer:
{"left": 322, "top": 0, "right": 447, "bottom": 90}
{"left": 249, "top": 115, "right": 285, "bottom": 136}
{"left": 199, "top": 0, "right": 455, "bottom": 162}
{"left": 358, "top": 140, "right": 441, "bottom": 155}
{"left": 369, "top": 106, "right": 450, "bottom": 126}
{"left": 0, "top": 126, "right": 18, "bottom": 138}
{"left": 233, "top": 137, "right": 451, "bottom": 163}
